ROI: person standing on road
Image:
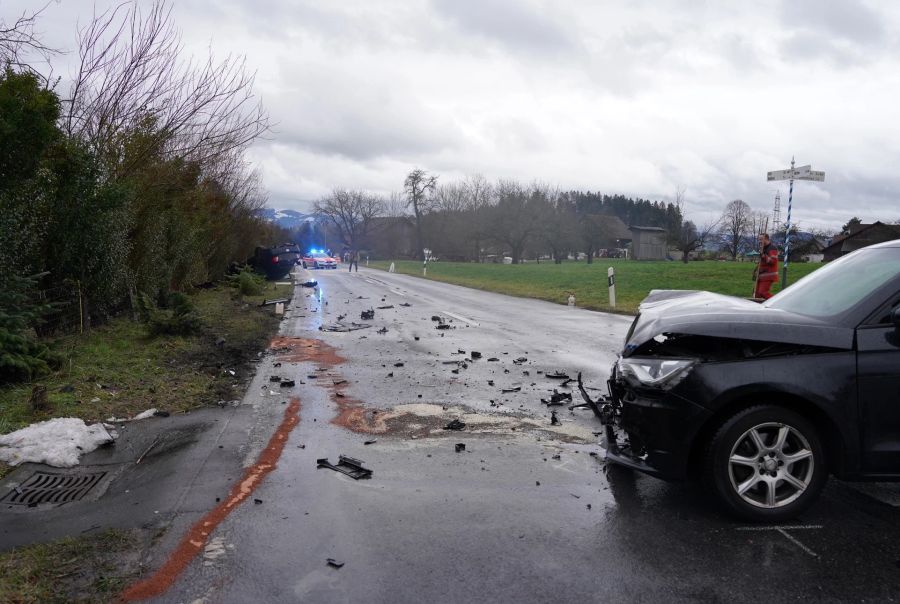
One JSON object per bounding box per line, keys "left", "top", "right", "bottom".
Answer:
{"left": 753, "top": 233, "right": 779, "bottom": 299}
{"left": 348, "top": 250, "right": 359, "bottom": 272}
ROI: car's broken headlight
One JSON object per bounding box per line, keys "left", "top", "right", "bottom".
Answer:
{"left": 616, "top": 357, "right": 696, "bottom": 389}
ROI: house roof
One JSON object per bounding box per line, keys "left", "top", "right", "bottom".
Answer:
{"left": 628, "top": 225, "right": 668, "bottom": 232}
{"left": 822, "top": 221, "right": 900, "bottom": 255}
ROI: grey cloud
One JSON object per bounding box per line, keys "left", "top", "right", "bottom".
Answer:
{"left": 781, "top": 0, "right": 885, "bottom": 47}
{"left": 431, "top": 0, "right": 575, "bottom": 56}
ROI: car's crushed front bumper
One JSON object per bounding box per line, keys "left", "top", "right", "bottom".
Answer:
{"left": 578, "top": 369, "right": 710, "bottom": 480}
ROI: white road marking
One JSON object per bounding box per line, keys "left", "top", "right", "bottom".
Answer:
{"left": 777, "top": 528, "right": 819, "bottom": 558}
{"left": 735, "top": 525, "right": 821, "bottom": 558}
{"left": 390, "top": 289, "right": 407, "bottom": 297}
{"left": 441, "top": 311, "right": 480, "bottom": 326}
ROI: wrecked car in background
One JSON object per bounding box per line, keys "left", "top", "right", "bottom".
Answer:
{"left": 584, "top": 239, "right": 900, "bottom": 521}
{"left": 249, "top": 244, "right": 302, "bottom": 280}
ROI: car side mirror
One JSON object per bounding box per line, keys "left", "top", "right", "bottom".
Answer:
{"left": 893, "top": 306, "right": 900, "bottom": 329}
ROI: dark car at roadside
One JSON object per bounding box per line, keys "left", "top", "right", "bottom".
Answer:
{"left": 588, "top": 239, "right": 900, "bottom": 521}
{"left": 248, "top": 244, "right": 301, "bottom": 280}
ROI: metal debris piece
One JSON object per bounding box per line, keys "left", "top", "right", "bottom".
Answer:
{"left": 436, "top": 324, "right": 451, "bottom": 330}
{"left": 322, "top": 322, "right": 372, "bottom": 332}
{"left": 327, "top": 558, "right": 345, "bottom": 569}
{"left": 444, "top": 419, "right": 466, "bottom": 431}
{"left": 361, "top": 309, "right": 375, "bottom": 320}
{"left": 377, "top": 305, "right": 394, "bottom": 309}
{"left": 513, "top": 357, "right": 528, "bottom": 365}
{"left": 316, "top": 455, "right": 373, "bottom": 479}
{"left": 470, "top": 351, "right": 482, "bottom": 359}
{"left": 501, "top": 386, "right": 521, "bottom": 393}
{"left": 546, "top": 371, "right": 571, "bottom": 380}
{"left": 455, "top": 443, "right": 466, "bottom": 452}
{"left": 280, "top": 380, "right": 295, "bottom": 388}
{"left": 541, "top": 390, "right": 573, "bottom": 406}
{"left": 487, "top": 357, "right": 499, "bottom": 362}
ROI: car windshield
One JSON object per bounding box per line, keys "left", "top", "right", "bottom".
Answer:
{"left": 764, "top": 246, "right": 900, "bottom": 318}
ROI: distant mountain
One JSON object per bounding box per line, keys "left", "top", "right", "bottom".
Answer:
{"left": 259, "top": 208, "right": 318, "bottom": 230}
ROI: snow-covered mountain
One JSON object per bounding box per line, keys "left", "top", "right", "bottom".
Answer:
{"left": 259, "top": 208, "right": 318, "bottom": 230}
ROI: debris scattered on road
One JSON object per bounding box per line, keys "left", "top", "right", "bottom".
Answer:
{"left": 513, "top": 357, "right": 528, "bottom": 365}
{"left": 273, "top": 362, "right": 282, "bottom": 368}
{"left": 317, "top": 455, "right": 373, "bottom": 479}
{"left": 501, "top": 386, "right": 521, "bottom": 393}
{"left": 153, "top": 410, "right": 170, "bottom": 417}
{"left": 307, "top": 374, "right": 318, "bottom": 379}
{"left": 487, "top": 357, "right": 499, "bottom": 362}
{"left": 269, "top": 375, "right": 281, "bottom": 382}
{"left": 361, "top": 309, "right": 375, "bottom": 320}
{"left": 551, "top": 411, "right": 561, "bottom": 426}
{"left": 400, "top": 303, "right": 412, "bottom": 307}
{"left": 541, "top": 390, "right": 573, "bottom": 406}
{"left": 470, "top": 351, "right": 482, "bottom": 359}
{"left": 377, "top": 305, "right": 394, "bottom": 309}
{"left": 327, "top": 558, "right": 345, "bottom": 569}
{"left": 301, "top": 280, "right": 318, "bottom": 288}
{"left": 261, "top": 298, "right": 290, "bottom": 306}
{"left": 321, "top": 322, "right": 372, "bottom": 332}
{"left": 333, "top": 379, "right": 347, "bottom": 386}
{"left": 444, "top": 419, "right": 466, "bottom": 431}
{"left": 436, "top": 323, "right": 451, "bottom": 330}
{"left": 430, "top": 315, "right": 442, "bottom": 321}
{"left": 364, "top": 440, "right": 377, "bottom": 445}
{"left": 377, "top": 327, "right": 388, "bottom": 334}
{"left": 280, "top": 379, "right": 295, "bottom": 388}
{"left": 386, "top": 372, "right": 394, "bottom": 377}
{"left": 394, "top": 362, "right": 404, "bottom": 367}
{"left": 254, "top": 498, "right": 263, "bottom": 504}
{"left": 135, "top": 436, "right": 161, "bottom": 464}
{"left": 455, "top": 443, "right": 466, "bottom": 452}
{"left": 546, "top": 371, "right": 571, "bottom": 380}
{"left": 487, "top": 380, "right": 494, "bottom": 386}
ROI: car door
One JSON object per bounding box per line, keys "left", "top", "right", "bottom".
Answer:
{"left": 857, "top": 293, "right": 900, "bottom": 474}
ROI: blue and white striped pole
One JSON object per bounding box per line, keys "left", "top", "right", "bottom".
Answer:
{"left": 782, "top": 157, "right": 794, "bottom": 287}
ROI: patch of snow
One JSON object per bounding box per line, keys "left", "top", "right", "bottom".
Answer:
{"left": 0, "top": 418, "right": 117, "bottom": 468}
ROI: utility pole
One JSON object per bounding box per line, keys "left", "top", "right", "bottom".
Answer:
{"left": 766, "top": 159, "right": 825, "bottom": 288}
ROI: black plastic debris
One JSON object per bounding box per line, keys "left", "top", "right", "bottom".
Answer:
{"left": 153, "top": 410, "right": 170, "bottom": 417}
{"left": 316, "top": 455, "right": 373, "bottom": 479}
{"left": 387, "top": 372, "right": 394, "bottom": 377}
{"left": 414, "top": 336, "right": 420, "bottom": 341}
{"left": 487, "top": 357, "right": 499, "bottom": 362}
{"left": 488, "top": 380, "right": 494, "bottom": 386}
{"left": 470, "top": 351, "right": 482, "bottom": 359}
{"left": 502, "top": 386, "right": 521, "bottom": 393}
{"left": 274, "top": 362, "right": 282, "bottom": 368}
{"left": 377, "top": 305, "right": 394, "bottom": 309}
{"left": 444, "top": 419, "right": 466, "bottom": 431}
{"left": 546, "top": 371, "right": 571, "bottom": 380}
{"left": 301, "top": 280, "right": 318, "bottom": 288}
{"left": 307, "top": 374, "right": 318, "bottom": 379}
{"left": 280, "top": 379, "right": 295, "bottom": 388}
{"left": 377, "top": 327, "right": 388, "bottom": 334}
{"left": 364, "top": 439, "right": 377, "bottom": 445}
{"left": 333, "top": 379, "right": 347, "bottom": 386}
{"left": 513, "top": 357, "right": 528, "bottom": 365}
{"left": 327, "top": 558, "right": 345, "bottom": 569}
{"left": 541, "top": 390, "right": 573, "bottom": 406}
{"left": 361, "top": 309, "right": 375, "bottom": 320}
{"left": 436, "top": 324, "right": 451, "bottom": 330}
{"left": 455, "top": 443, "right": 466, "bottom": 452}
{"left": 431, "top": 315, "right": 442, "bottom": 322}
{"left": 551, "top": 410, "right": 561, "bottom": 426}
{"left": 457, "top": 349, "right": 466, "bottom": 354}
{"left": 394, "top": 362, "right": 404, "bottom": 367}
{"left": 400, "top": 303, "right": 412, "bottom": 307}
{"left": 269, "top": 376, "right": 281, "bottom": 382}
{"left": 254, "top": 498, "right": 263, "bottom": 504}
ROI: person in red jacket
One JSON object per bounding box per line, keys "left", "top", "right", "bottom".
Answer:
{"left": 754, "top": 233, "right": 779, "bottom": 299}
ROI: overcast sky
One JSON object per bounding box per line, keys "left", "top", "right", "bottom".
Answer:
{"left": 6, "top": 0, "right": 900, "bottom": 231}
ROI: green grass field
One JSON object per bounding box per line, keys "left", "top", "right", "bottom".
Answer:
{"left": 368, "top": 259, "right": 822, "bottom": 314}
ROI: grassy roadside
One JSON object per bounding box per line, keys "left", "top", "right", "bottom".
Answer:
{"left": 0, "top": 529, "right": 143, "bottom": 604}
{"left": 0, "top": 279, "right": 292, "bottom": 602}
{"left": 369, "top": 259, "right": 822, "bottom": 313}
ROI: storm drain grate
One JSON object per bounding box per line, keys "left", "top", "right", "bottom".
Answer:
{"left": 1, "top": 471, "right": 107, "bottom": 507}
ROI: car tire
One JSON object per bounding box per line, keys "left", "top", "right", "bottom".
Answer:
{"left": 702, "top": 405, "right": 826, "bottom": 522}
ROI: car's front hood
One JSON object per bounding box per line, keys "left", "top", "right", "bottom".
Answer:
{"left": 624, "top": 289, "right": 854, "bottom": 354}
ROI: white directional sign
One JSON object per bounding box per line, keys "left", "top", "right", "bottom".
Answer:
{"left": 767, "top": 165, "right": 825, "bottom": 182}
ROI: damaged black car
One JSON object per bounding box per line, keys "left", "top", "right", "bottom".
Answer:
{"left": 588, "top": 239, "right": 900, "bottom": 521}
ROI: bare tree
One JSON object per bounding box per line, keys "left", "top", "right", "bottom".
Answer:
{"left": 403, "top": 168, "right": 437, "bottom": 260}
{"left": 461, "top": 174, "right": 493, "bottom": 261}
{"left": 668, "top": 188, "right": 718, "bottom": 263}
{"left": 62, "top": 1, "right": 268, "bottom": 181}
{"left": 0, "top": 2, "right": 58, "bottom": 75}
{"left": 719, "top": 199, "right": 752, "bottom": 260}
{"left": 314, "top": 189, "right": 385, "bottom": 252}
{"left": 487, "top": 180, "right": 549, "bottom": 264}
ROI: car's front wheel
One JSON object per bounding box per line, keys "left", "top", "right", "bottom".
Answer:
{"left": 703, "top": 405, "right": 826, "bottom": 522}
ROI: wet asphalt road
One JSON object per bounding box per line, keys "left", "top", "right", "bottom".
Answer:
{"left": 158, "top": 267, "right": 900, "bottom": 603}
